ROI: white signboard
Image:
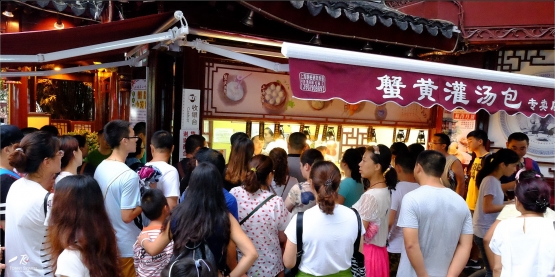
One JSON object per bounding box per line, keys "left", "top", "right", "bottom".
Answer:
{"left": 213, "top": 128, "right": 234, "bottom": 143}
{"left": 130, "top": 79, "right": 147, "bottom": 127}
{"left": 179, "top": 129, "right": 200, "bottom": 161}
{"left": 182, "top": 89, "right": 201, "bottom": 129}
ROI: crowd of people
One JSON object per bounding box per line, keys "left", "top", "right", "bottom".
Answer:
{"left": 0, "top": 121, "right": 554, "bottom": 277}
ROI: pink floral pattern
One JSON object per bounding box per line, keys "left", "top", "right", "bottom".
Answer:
{"left": 231, "top": 187, "right": 289, "bottom": 277}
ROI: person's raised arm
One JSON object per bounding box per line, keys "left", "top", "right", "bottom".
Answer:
{"left": 446, "top": 233, "right": 472, "bottom": 277}
{"left": 138, "top": 221, "right": 172, "bottom": 256}
{"left": 403, "top": 227, "right": 428, "bottom": 277}
{"left": 229, "top": 213, "right": 258, "bottom": 277}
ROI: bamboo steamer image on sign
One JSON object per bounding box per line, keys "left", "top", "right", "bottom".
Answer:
{"left": 261, "top": 81, "right": 288, "bottom": 112}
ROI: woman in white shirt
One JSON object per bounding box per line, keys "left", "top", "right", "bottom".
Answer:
{"left": 352, "top": 145, "right": 397, "bottom": 277}
{"left": 48, "top": 175, "right": 120, "bottom": 277}
{"left": 55, "top": 136, "right": 83, "bottom": 185}
{"left": 489, "top": 170, "right": 555, "bottom": 277}
{"left": 283, "top": 160, "right": 364, "bottom": 277}
{"left": 5, "top": 131, "right": 62, "bottom": 277}
{"left": 269, "top": 147, "right": 298, "bottom": 200}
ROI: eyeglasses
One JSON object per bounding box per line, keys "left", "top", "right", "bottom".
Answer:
{"left": 125, "top": 136, "right": 139, "bottom": 140}
{"left": 428, "top": 142, "right": 443, "bottom": 146}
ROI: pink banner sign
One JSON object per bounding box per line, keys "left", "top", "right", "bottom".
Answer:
{"left": 289, "top": 58, "right": 555, "bottom": 118}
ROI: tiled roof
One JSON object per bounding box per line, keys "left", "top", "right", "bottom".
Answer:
{"left": 290, "top": 1, "right": 458, "bottom": 38}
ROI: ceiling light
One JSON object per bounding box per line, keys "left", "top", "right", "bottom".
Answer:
{"left": 54, "top": 15, "right": 64, "bottom": 29}
{"left": 310, "top": 34, "right": 322, "bottom": 45}
{"left": 242, "top": 10, "right": 254, "bottom": 27}
{"left": 405, "top": 48, "right": 414, "bottom": 57}
{"left": 361, "top": 42, "right": 373, "bottom": 52}
{"left": 2, "top": 3, "right": 14, "bottom": 17}
{"left": 54, "top": 67, "right": 61, "bottom": 71}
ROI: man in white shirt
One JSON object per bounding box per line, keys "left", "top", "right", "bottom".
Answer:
{"left": 397, "top": 150, "right": 473, "bottom": 277}
{"left": 145, "top": 130, "right": 180, "bottom": 211}
{"left": 387, "top": 153, "right": 420, "bottom": 276}
{"left": 94, "top": 120, "right": 142, "bottom": 277}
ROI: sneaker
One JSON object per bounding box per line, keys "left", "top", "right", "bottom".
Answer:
{"left": 465, "top": 259, "right": 481, "bottom": 269}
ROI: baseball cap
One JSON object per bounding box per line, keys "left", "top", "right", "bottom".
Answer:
{"left": 1, "top": 125, "right": 24, "bottom": 149}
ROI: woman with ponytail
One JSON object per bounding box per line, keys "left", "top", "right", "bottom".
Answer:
{"left": 337, "top": 148, "right": 364, "bottom": 207}
{"left": 489, "top": 170, "right": 555, "bottom": 277}
{"left": 472, "top": 148, "right": 519, "bottom": 277}
{"left": 230, "top": 155, "right": 289, "bottom": 277}
{"left": 283, "top": 161, "right": 364, "bottom": 276}
{"left": 352, "top": 144, "right": 397, "bottom": 277}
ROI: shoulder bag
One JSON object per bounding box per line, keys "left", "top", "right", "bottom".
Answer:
{"left": 239, "top": 194, "right": 276, "bottom": 225}
{"left": 351, "top": 208, "right": 366, "bottom": 277}
{"left": 285, "top": 212, "right": 304, "bottom": 277}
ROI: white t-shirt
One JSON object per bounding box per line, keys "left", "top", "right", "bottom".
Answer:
{"left": 490, "top": 217, "right": 555, "bottom": 277}
{"left": 397, "top": 185, "right": 473, "bottom": 277}
{"left": 54, "top": 171, "right": 73, "bottom": 185}
{"left": 284, "top": 205, "right": 365, "bottom": 276}
{"left": 352, "top": 187, "right": 391, "bottom": 247}
{"left": 94, "top": 160, "right": 141, "bottom": 258}
{"left": 5, "top": 178, "right": 53, "bottom": 276}
{"left": 55, "top": 249, "right": 90, "bottom": 277}
{"left": 271, "top": 175, "right": 298, "bottom": 201}
{"left": 388, "top": 181, "right": 420, "bottom": 253}
{"left": 144, "top": 161, "right": 180, "bottom": 198}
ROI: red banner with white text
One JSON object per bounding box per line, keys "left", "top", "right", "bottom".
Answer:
{"left": 288, "top": 58, "right": 555, "bottom": 118}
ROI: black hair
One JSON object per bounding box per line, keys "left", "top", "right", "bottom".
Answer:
{"left": 161, "top": 257, "right": 217, "bottom": 277}
{"left": 269, "top": 147, "right": 289, "bottom": 186}
{"left": 476, "top": 148, "right": 519, "bottom": 188}
{"left": 141, "top": 188, "right": 168, "bottom": 221}
{"left": 103, "top": 120, "right": 131, "bottom": 149}
{"left": 9, "top": 131, "right": 61, "bottom": 174}
{"left": 169, "top": 162, "right": 230, "bottom": 256}
{"left": 288, "top": 132, "right": 307, "bottom": 151}
{"left": 310, "top": 161, "right": 341, "bottom": 215}
{"left": 133, "top": 122, "right": 146, "bottom": 136}
{"left": 467, "top": 129, "right": 488, "bottom": 144}
{"left": 395, "top": 152, "right": 417, "bottom": 174}
{"left": 433, "top": 133, "right": 451, "bottom": 152}
{"left": 73, "top": 135, "right": 87, "bottom": 148}
{"left": 194, "top": 147, "right": 225, "bottom": 177}
{"left": 97, "top": 129, "right": 104, "bottom": 136}
{"left": 515, "top": 170, "right": 551, "bottom": 213}
{"left": 184, "top": 135, "right": 206, "bottom": 155}
{"left": 243, "top": 155, "right": 273, "bottom": 193}
{"left": 40, "top": 125, "right": 59, "bottom": 137}
{"left": 390, "top": 142, "right": 409, "bottom": 157}
{"left": 415, "top": 150, "right": 446, "bottom": 178}
{"left": 300, "top": 148, "right": 324, "bottom": 166}
{"left": 151, "top": 130, "right": 173, "bottom": 151}
{"left": 366, "top": 145, "right": 397, "bottom": 190}
{"left": 230, "top": 132, "right": 248, "bottom": 146}
{"left": 341, "top": 148, "right": 362, "bottom": 183}
{"left": 408, "top": 143, "right": 425, "bottom": 157}
{"left": 59, "top": 135, "right": 79, "bottom": 169}
{"left": 507, "top": 132, "right": 530, "bottom": 144}
{"left": 21, "top": 127, "right": 39, "bottom": 136}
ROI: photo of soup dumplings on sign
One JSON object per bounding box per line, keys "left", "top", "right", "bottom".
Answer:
{"left": 261, "top": 81, "right": 288, "bottom": 111}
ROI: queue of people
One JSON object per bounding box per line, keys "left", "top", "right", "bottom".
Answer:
{"left": 0, "top": 122, "right": 554, "bottom": 277}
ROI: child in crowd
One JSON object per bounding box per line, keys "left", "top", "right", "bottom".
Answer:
{"left": 134, "top": 189, "right": 173, "bottom": 277}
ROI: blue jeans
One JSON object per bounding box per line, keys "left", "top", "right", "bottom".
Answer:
{"left": 473, "top": 235, "right": 492, "bottom": 277}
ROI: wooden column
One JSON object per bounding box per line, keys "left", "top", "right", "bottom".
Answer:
{"left": 9, "top": 77, "right": 28, "bottom": 128}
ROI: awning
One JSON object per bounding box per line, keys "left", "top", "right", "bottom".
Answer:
{"left": 0, "top": 11, "right": 178, "bottom": 65}
{"left": 281, "top": 42, "right": 555, "bottom": 118}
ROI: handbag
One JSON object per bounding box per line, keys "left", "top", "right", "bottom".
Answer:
{"left": 351, "top": 208, "right": 366, "bottom": 277}
{"left": 285, "top": 212, "right": 304, "bottom": 277}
